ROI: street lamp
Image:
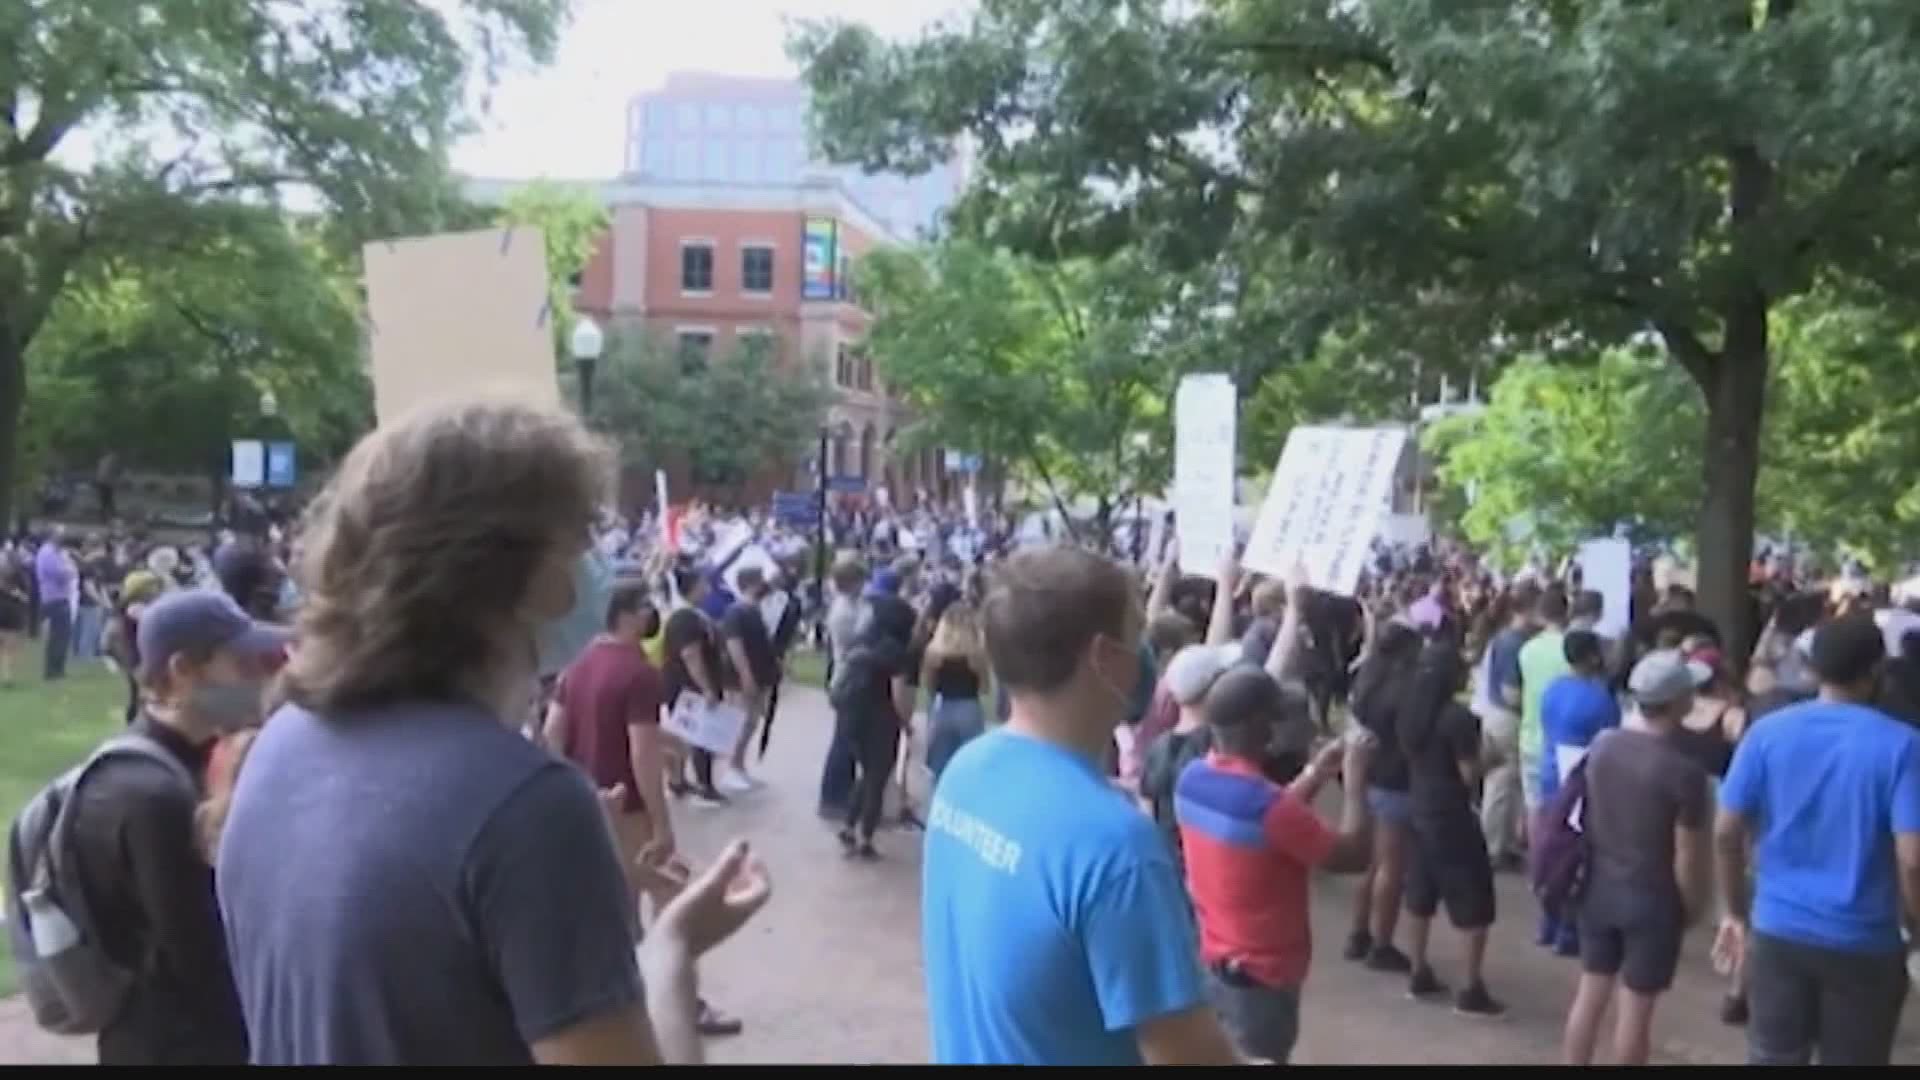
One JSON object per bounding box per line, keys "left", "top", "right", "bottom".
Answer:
{"left": 570, "top": 316, "right": 605, "bottom": 420}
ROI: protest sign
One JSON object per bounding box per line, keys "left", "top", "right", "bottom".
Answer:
{"left": 1243, "top": 426, "right": 1407, "bottom": 595}
{"left": 1575, "top": 538, "right": 1632, "bottom": 640}
{"left": 363, "top": 227, "right": 559, "bottom": 424}
{"left": 1174, "top": 374, "right": 1238, "bottom": 574}
{"left": 663, "top": 696, "right": 748, "bottom": 756}
{"left": 230, "top": 440, "right": 265, "bottom": 489}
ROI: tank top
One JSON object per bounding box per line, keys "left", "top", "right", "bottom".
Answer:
{"left": 929, "top": 655, "right": 982, "bottom": 700}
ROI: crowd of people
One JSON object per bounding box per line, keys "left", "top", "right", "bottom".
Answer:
{"left": 6, "top": 394, "right": 1918, "bottom": 1067}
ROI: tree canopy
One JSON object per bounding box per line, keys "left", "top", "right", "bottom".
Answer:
{"left": 857, "top": 241, "right": 1174, "bottom": 535}
{"left": 1, "top": 0, "right": 569, "bottom": 523}
{"left": 495, "top": 180, "right": 609, "bottom": 368}
{"left": 794, "top": 0, "right": 1920, "bottom": 649}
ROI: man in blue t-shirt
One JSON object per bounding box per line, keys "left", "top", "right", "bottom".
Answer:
{"left": 922, "top": 547, "right": 1238, "bottom": 1066}
{"left": 1716, "top": 615, "right": 1920, "bottom": 1066}
{"left": 1535, "top": 630, "right": 1621, "bottom": 955}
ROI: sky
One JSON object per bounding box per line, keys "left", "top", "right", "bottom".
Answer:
{"left": 451, "top": 0, "right": 972, "bottom": 179}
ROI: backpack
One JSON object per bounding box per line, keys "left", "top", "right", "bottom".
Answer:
{"left": 6, "top": 734, "right": 194, "bottom": 1035}
{"left": 1528, "top": 757, "right": 1591, "bottom": 922}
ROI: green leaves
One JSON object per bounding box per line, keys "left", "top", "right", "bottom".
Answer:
{"left": 495, "top": 180, "right": 610, "bottom": 361}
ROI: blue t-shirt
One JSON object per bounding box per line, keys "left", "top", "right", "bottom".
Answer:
{"left": 1538, "top": 674, "right": 1620, "bottom": 800}
{"left": 922, "top": 729, "right": 1204, "bottom": 1065}
{"left": 1720, "top": 700, "right": 1920, "bottom": 954}
{"left": 1486, "top": 627, "right": 1528, "bottom": 709}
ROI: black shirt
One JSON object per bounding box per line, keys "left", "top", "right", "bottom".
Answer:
{"left": 1402, "top": 700, "right": 1481, "bottom": 822}
{"left": 928, "top": 655, "right": 983, "bottom": 700}
{"left": 68, "top": 715, "right": 246, "bottom": 1064}
{"left": 719, "top": 599, "right": 779, "bottom": 690}
{"left": 662, "top": 606, "right": 722, "bottom": 706}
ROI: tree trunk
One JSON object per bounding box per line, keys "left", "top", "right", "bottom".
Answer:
{"left": 0, "top": 338, "right": 22, "bottom": 532}
{"left": 1695, "top": 305, "right": 1769, "bottom": 666}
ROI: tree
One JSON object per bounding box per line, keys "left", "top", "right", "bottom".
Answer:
{"left": 25, "top": 215, "right": 369, "bottom": 506}
{"left": 857, "top": 241, "right": 1175, "bottom": 538}
{"left": 495, "top": 180, "right": 610, "bottom": 366}
{"left": 595, "top": 332, "right": 830, "bottom": 497}
{"left": 1422, "top": 348, "right": 1705, "bottom": 565}
{"left": 793, "top": 0, "right": 1920, "bottom": 651}
{"left": 0, "top": 0, "right": 568, "bottom": 523}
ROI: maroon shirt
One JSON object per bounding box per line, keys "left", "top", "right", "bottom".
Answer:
{"left": 556, "top": 639, "right": 663, "bottom": 814}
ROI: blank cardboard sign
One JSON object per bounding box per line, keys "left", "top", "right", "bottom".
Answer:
{"left": 363, "top": 227, "right": 560, "bottom": 424}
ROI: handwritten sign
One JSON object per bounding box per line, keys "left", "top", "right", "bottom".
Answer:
{"left": 663, "top": 696, "right": 748, "bottom": 756}
{"left": 1243, "top": 426, "right": 1407, "bottom": 596}
{"left": 363, "top": 227, "right": 559, "bottom": 424}
{"left": 1174, "top": 374, "right": 1238, "bottom": 574}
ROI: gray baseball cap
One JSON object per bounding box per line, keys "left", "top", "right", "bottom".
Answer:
{"left": 1628, "top": 649, "right": 1708, "bottom": 708}
{"left": 137, "top": 588, "right": 291, "bottom": 682}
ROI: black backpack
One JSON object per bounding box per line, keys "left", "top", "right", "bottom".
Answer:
{"left": 6, "top": 733, "right": 193, "bottom": 1034}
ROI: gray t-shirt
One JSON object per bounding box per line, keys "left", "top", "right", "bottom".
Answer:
{"left": 1584, "top": 727, "right": 1710, "bottom": 910}
{"left": 215, "top": 701, "right": 641, "bottom": 1065}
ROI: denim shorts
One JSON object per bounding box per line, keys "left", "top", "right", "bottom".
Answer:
{"left": 1206, "top": 964, "right": 1301, "bottom": 1065}
{"left": 1366, "top": 785, "right": 1413, "bottom": 826}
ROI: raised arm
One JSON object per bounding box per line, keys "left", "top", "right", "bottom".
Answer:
{"left": 1204, "top": 550, "right": 1239, "bottom": 648}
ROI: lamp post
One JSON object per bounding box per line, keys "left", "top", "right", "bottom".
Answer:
{"left": 570, "top": 316, "right": 605, "bottom": 420}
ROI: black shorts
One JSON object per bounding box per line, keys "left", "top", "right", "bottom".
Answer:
{"left": 1578, "top": 889, "right": 1684, "bottom": 994}
{"left": 1746, "top": 931, "right": 1910, "bottom": 1066}
{"left": 1404, "top": 815, "right": 1496, "bottom": 929}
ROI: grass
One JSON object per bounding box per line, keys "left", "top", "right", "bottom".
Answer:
{"left": 0, "top": 664, "right": 129, "bottom": 997}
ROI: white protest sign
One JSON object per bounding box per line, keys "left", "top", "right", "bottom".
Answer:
{"left": 1174, "top": 374, "right": 1238, "bottom": 575}
{"left": 663, "top": 696, "right": 748, "bottom": 756}
{"left": 723, "top": 543, "right": 780, "bottom": 598}
{"left": 1575, "top": 538, "right": 1632, "bottom": 641}
{"left": 230, "top": 440, "right": 265, "bottom": 489}
{"left": 363, "top": 227, "right": 559, "bottom": 423}
{"left": 963, "top": 484, "right": 979, "bottom": 529}
{"left": 1243, "top": 426, "right": 1407, "bottom": 596}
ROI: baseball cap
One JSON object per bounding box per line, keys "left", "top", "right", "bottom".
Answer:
{"left": 1628, "top": 650, "right": 1706, "bottom": 708}
{"left": 137, "top": 588, "right": 291, "bottom": 682}
{"left": 1163, "top": 644, "right": 1241, "bottom": 706}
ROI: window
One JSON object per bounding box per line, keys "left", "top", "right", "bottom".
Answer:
{"left": 675, "top": 101, "right": 699, "bottom": 132}
{"left": 680, "top": 242, "right": 714, "bottom": 293}
{"left": 706, "top": 103, "right": 731, "bottom": 130}
{"left": 733, "top": 139, "right": 760, "bottom": 183}
{"left": 676, "top": 330, "right": 714, "bottom": 374}
{"left": 764, "top": 142, "right": 792, "bottom": 182}
{"left": 738, "top": 328, "right": 778, "bottom": 363}
{"left": 835, "top": 254, "right": 854, "bottom": 303}
{"left": 741, "top": 245, "right": 774, "bottom": 294}
{"left": 735, "top": 103, "right": 761, "bottom": 131}
{"left": 673, "top": 141, "right": 698, "bottom": 179}
{"left": 835, "top": 344, "right": 852, "bottom": 387}
{"left": 858, "top": 355, "right": 874, "bottom": 391}
{"left": 643, "top": 138, "right": 671, "bottom": 177}
{"left": 702, "top": 141, "right": 728, "bottom": 181}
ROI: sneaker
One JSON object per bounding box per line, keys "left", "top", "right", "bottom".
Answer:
{"left": 1365, "top": 944, "right": 1414, "bottom": 974}
{"left": 837, "top": 829, "right": 858, "bottom": 855}
{"left": 1343, "top": 930, "right": 1374, "bottom": 963}
{"left": 855, "top": 841, "right": 880, "bottom": 861}
{"left": 695, "top": 1000, "right": 744, "bottom": 1038}
{"left": 718, "top": 770, "right": 756, "bottom": 795}
{"left": 691, "top": 787, "right": 729, "bottom": 808}
{"left": 1408, "top": 967, "right": 1449, "bottom": 1000}
{"left": 1453, "top": 982, "right": 1507, "bottom": 1019}
{"left": 1720, "top": 992, "right": 1749, "bottom": 1027}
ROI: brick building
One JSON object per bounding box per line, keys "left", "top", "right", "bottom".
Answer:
{"left": 466, "top": 174, "right": 956, "bottom": 508}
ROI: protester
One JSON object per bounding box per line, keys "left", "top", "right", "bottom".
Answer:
{"left": 1138, "top": 643, "right": 1239, "bottom": 869}
{"left": 1516, "top": 588, "right": 1570, "bottom": 825}
{"left": 1475, "top": 585, "right": 1535, "bottom": 869}
{"left": 1175, "top": 577, "right": 1378, "bottom": 1064}
{"left": 1397, "top": 642, "right": 1505, "bottom": 1017}
{"left": 0, "top": 543, "right": 28, "bottom": 685}
{"left": 1346, "top": 617, "right": 1422, "bottom": 971}
{"left": 1713, "top": 615, "right": 1920, "bottom": 1066}
{"left": 1534, "top": 629, "right": 1621, "bottom": 955}
{"left": 921, "top": 601, "right": 990, "bottom": 781}
{"left": 66, "top": 588, "right": 283, "bottom": 1063}
{"left": 663, "top": 567, "right": 729, "bottom": 805}
{"left": 33, "top": 527, "right": 74, "bottom": 680}
{"left": 1561, "top": 652, "right": 1711, "bottom": 1065}
{"left": 718, "top": 566, "right": 778, "bottom": 792}
{"left": 922, "top": 547, "right": 1237, "bottom": 1065}
{"left": 827, "top": 591, "right": 917, "bottom": 857}
{"left": 212, "top": 399, "right": 770, "bottom": 1065}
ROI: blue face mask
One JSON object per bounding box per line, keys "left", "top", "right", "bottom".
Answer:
{"left": 534, "top": 551, "right": 615, "bottom": 677}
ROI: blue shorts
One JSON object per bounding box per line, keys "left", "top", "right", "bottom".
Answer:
{"left": 1367, "top": 785, "right": 1413, "bottom": 826}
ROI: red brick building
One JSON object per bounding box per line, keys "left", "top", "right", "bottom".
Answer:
{"left": 467, "top": 175, "right": 956, "bottom": 508}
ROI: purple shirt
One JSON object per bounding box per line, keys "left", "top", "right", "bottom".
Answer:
{"left": 33, "top": 544, "right": 74, "bottom": 603}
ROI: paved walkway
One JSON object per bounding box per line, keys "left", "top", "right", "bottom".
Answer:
{"left": 4, "top": 685, "right": 1916, "bottom": 1064}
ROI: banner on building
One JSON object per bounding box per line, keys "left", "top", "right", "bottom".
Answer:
{"left": 1173, "top": 374, "right": 1238, "bottom": 574}
{"left": 230, "top": 440, "right": 265, "bottom": 489}
{"left": 265, "top": 441, "right": 297, "bottom": 489}
{"left": 1243, "top": 426, "right": 1407, "bottom": 596}
{"left": 363, "top": 226, "right": 559, "bottom": 424}
{"left": 802, "top": 216, "right": 838, "bottom": 300}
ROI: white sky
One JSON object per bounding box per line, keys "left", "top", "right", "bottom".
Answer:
{"left": 452, "top": 0, "right": 972, "bottom": 179}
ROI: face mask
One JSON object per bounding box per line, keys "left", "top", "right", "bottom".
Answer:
{"left": 186, "top": 680, "right": 266, "bottom": 734}
{"left": 535, "top": 551, "right": 615, "bottom": 677}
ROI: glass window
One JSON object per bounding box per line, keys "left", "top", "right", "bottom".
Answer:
{"left": 703, "top": 141, "right": 728, "bottom": 181}
{"left": 739, "top": 329, "right": 778, "bottom": 363}
{"left": 644, "top": 138, "right": 671, "bottom": 177}
{"left": 646, "top": 101, "right": 672, "bottom": 132}
{"left": 733, "top": 139, "right": 760, "bottom": 183}
{"left": 673, "top": 141, "right": 698, "bottom": 180}
{"left": 675, "top": 101, "right": 699, "bottom": 132}
{"left": 677, "top": 331, "right": 714, "bottom": 375}
{"left": 735, "top": 103, "right": 761, "bottom": 131}
{"left": 764, "top": 143, "right": 791, "bottom": 182}
{"left": 741, "top": 246, "right": 774, "bottom": 294}
{"left": 680, "top": 244, "right": 714, "bottom": 292}
{"left": 706, "top": 103, "right": 731, "bottom": 130}
{"left": 835, "top": 254, "right": 853, "bottom": 302}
